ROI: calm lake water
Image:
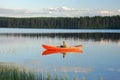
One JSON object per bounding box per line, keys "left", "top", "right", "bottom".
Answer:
{"left": 0, "top": 28, "right": 120, "bottom": 80}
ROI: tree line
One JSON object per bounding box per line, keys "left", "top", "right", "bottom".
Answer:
{"left": 0, "top": 15, "right": 120, "bottom": 29}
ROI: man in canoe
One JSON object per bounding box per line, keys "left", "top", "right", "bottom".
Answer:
{"left": 61, "top": 41, "right": 68, "bottom": 58}
{"left": 63, "top": 41, "right": 68, "bottom": 47}
{"left": 60, "top": 41, "right": 69, "bottom": 48}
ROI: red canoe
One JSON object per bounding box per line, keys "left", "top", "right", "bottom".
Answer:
{"left": 42, "top": 44, "right": 83, "bottom": 52}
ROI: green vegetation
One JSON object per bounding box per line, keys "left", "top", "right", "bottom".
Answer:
{"left": 0, "top": 64, "right": 37, "bottom": 80}
{"left": 0, "top": 15, "right": 120, "bottom": 29}
{"left": 0, "top": 64, "right": 105, "bottom": 80}
{"left": 0, "top": 64, "right": 74, "bottom": 80}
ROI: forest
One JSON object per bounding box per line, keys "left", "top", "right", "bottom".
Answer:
{"left": 0, "top": 15, "right": 120, "bottom": 29}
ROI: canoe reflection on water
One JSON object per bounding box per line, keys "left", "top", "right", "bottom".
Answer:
{"left": 42, "top": 50, "right": 83, "bottom": 58}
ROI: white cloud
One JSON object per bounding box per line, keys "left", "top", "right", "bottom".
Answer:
{"left": 118, "top": 10, "right": 120, "bottom": 13}
{"left": 56, "top": 6, "right": 75, "bottom": 11}
{"left": 0, "top": 8, "right": 52, "bottom": 17}
{"left": 46, "top": 6, "right": 75, "bottom": 12}
{"left": 99, "top": 10, "right": 120, "bottom": 16}
{"left": 100, "top": 10, "right": 110, "bottom": 14}
{"left": 0, "top": 7, "right": 120, "bottom": 17}
{"left": 0, "top": 8, "right": 27, "bottom": 14}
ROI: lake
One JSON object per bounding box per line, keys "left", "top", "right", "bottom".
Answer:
{"left": 0, "top": 28, "right": 120, "bottom": 80}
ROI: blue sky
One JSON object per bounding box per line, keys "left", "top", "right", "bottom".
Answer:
{"left": 0, "top": 0, "right": 120, "bottom": 17}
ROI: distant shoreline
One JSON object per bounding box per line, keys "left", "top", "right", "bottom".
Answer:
{"left": 0, "top": 15, "right": 120, "bottom": 29}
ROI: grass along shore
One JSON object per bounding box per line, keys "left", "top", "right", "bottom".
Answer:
{"left": 0, "top": 64, "right": 78, "bottom": 80}
{"left": 0, "top": 64, "right": 105, "bottom": 80}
